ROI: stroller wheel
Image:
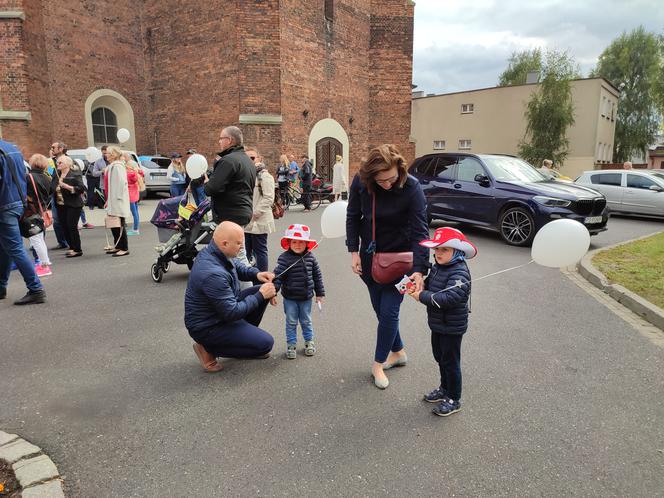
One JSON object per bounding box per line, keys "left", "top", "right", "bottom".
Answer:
{"left": 162, "top": 262, "right": 171, "bottom": 273}
{"left": 151, "top": 263, "right": 163, "bottom": 283}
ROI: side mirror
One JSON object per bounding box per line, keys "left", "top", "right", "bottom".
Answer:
{"left": 649, "top": 185, "right": 664, "bottom": 192}
{"left": 474, "top": 174, "right": 490, "bottom": 186}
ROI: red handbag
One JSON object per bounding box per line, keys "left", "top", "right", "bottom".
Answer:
{"left": 370, "top": 193, "right": 413, "bottom": 284}
{"left": 28, "top": 173, "right": 53, "bottom": 228}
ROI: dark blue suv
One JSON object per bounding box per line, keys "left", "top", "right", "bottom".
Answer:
{"left": 410, "top": 153, "right": 608, "bottom": 246}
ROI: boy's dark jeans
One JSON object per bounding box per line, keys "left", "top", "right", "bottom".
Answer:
{"left": 431, "top": 333, "right": 463, "bottom": 401}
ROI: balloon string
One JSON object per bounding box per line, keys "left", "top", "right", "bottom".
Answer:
{"left": 274, "top": 238, "right": 324, "bottom": 279}
{"left": 428, "top": 259, "right": 534, "bottom": 308}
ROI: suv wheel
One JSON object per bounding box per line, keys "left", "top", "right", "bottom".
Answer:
{"left": 499, "top": 207, "right": 535, "bottom": 246}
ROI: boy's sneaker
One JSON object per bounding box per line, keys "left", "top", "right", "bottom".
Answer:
{"left": 82, "top": 223, "right": 95, "bottom": 229}
{"left": 423, "top": 387, "right": 449, "bottom": 404}
{"left": 304, "top": 340, "right": 316, "bottom": 356}
{"left": 36, "top": 265, "right": 52, "bottom": 277}
{"left": 432, "top": 399, "right": 461, "bottom": 417}
{"left": 286, "top": 344, "right": 297, "bottom": 359}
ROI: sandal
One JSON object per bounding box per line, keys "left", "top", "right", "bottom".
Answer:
{"left": 106, "top": 249, "right": 119, "bottom": 254}
{"left": 112, "top": 251, "right": 130, "bottom": 257}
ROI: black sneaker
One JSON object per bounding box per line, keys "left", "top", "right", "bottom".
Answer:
{"left": 423, "top": 387, "right": 449, "bottom": 404}
{"left": 432, "top": 399, "right": 461, "bottom": 417}
{"left": 14, "top": 289, "right": 46, "bottom": 305}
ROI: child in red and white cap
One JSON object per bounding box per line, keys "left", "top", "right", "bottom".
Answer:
{"left": 273, "top": 224, "right": 325, "bottom": 359}
{"left": 408, "top": 227, "right": 477, "bottom": 417}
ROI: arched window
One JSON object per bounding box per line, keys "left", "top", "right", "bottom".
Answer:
{"left": 92, "top": 107, "right": 118, "bottom": 144}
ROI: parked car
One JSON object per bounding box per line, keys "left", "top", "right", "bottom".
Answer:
{"left": 139, "top": 155, "right": 171, "bottom": 195}
{"left": 410, "top": 153, "right": 608, "bottom": 246}
{"left": 67, "top": 149, "right": 140, "bottom": 174}
{"left": 575, "top": 169, "right": 664, "bottom": 218}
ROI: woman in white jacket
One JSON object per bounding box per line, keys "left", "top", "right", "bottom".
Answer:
{"left": 332, "top": 154, "right": 348, "bottom": 201}
{"left": 244, "top": 148, "right": 275, "bottom": 272}
{"left": 105, "top": 146, "right": 131, "bottom": 256}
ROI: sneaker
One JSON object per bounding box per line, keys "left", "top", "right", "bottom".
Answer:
{"left": 127, "top": 229, "right": 140, "bottom": 236}
{"left": 423, "top": 387, "right": 449, "bottom": 404}
{"left": 36, "top": 265, "right": 52, "bottom": 277}
{"left": 304, "top": 340, "right": 316, "bottom": 356}
{"left": 14, "top": 289, "right": 46, "bottom": 305}
{"left": 432, "top": 399, "right": 461, "bottom": 417}
{"left": 286, "top": 344, "right": 297, "bottom": 359}
{"left": 82, "top": 223, "right": 95, "bottom": 229}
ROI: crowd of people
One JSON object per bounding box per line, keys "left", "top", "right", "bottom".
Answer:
{"left": 2, "top": 129, "right": 471, "bottom": 418}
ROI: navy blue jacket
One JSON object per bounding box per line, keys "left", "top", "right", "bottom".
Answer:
{"left": 273, "top": 250, "right": 325, "bottom": 301}
{"left": 184, "top": 241, "right": 262, "bottom": 340}
{"left": 0, "top": 139, "right": 27, "bottom": 212}
{"left": 419, "top": 259, "right": 471, "bottom": 335}
{"left": 346, "top": 174, "right": 429, "bottom": 276}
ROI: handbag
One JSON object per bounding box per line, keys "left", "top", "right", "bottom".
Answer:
{"left": 105, "top": 215, "right": 122, "bottom": 228}
{"left": 28, "top": 173, "right": 53, "bottom": 228}
{"left": 369, "top": 193, "right": 413, "bottom": 284}
{"left": 2, "top": 146, "right": 45, "bottom": 238}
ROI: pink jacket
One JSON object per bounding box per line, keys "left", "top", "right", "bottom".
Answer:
{"left": 126, "top": 169, "right": 144, "bottom": 203}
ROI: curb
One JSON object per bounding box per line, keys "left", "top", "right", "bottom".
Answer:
{"left": 577, "top": 231, "right": 664, "bottom": 331}
{"left": 0, "top": 431, "right": 64, "bottom": 497}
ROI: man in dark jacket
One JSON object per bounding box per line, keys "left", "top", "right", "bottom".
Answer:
{"left": 300, "top": 155, "right": 313, "bottom": 211}
{"left": 184, "top": 221, "right": 277, "bottom": 372}
{"left": 204, "top": 126, "right": 256, "bottom": 226}
{"left": 0, "top": 139, "right": 46, "bottom": 305}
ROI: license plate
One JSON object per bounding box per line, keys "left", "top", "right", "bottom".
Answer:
{"left": 151, "top": 172, "right": 167, "bottom": 177}
{"left": 584, "top": 216, "right": 603, "bottom": 224}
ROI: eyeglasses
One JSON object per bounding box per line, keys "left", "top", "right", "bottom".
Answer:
{"left": 219, "top": 136, "right": 231, "bottom": 142}
{"left": 375, "top": 174, "right": 399, "bottom": 185}
{"left": 249, "top": 156, "right": 256, "bottom": 160}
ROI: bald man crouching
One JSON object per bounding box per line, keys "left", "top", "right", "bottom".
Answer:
{"left": 185, "top": 222, "right": 277, "bottom": 372}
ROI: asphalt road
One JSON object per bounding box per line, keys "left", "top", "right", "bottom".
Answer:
{"left": 2, "top": 205, "right": 663, "bottom": 497}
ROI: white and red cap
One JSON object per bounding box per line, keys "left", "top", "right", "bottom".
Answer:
{"left": 419, "top": 227, "right": 477, "bottom": 259}
{"left": 280, "top": 224, "right": 318, "bottom": 251}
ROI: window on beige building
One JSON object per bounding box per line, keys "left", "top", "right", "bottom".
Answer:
{"left": 433, "top": 140, "right": 446, "bottom": 150}
{"left": 601, "top": 97, "right": 607, "bottom": 117}
{"left": 459, "top": 139, "right": 472, "bottom": 150}
{"left": 461, "top": 103, "right": 474, "bottom": 114}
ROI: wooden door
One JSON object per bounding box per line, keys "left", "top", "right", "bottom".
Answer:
{"left": 315, "top": 137, "right": 342, "bottom": 181}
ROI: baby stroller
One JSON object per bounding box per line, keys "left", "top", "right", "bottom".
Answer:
{"left": 149, "top": 195, "right": 215, "bottom": 282}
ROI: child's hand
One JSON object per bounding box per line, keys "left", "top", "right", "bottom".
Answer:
{"left": 270, "top": 297, "right": 278, "bottom": 306}
{"left": 409, "top": 290, "right": 421, "bottom": 302}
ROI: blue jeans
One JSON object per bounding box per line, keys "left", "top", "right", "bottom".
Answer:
{"left": 130, "top": 202, "right": 139, "bottom": 230}
{"left": 51, "top": 196, "right": 68, "bottom": 246}
{"left": 364, "top": 279, "right": 405, "bottom": 363}
{"left": 80, "top": 208, "right": 87, "bottom": 224}
{"left": 170, "top": 184, "right": 186, "bottom": 197}
{"left": 283, "top": 298, "right": 313, "bottom": 344}
{"left": 192, "top": 186, "right": 206, "bottom": 206}
{"left": 0, "top": 205, "right": 42, "bottom": 292}
{"left": 244, "top": 233, "right": 269, "bottom": 272}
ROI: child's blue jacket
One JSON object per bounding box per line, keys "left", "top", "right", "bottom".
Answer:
{"left": 420, "top": 259, "right": 471, "bottom": 335}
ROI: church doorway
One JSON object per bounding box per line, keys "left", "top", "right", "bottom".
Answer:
{"left": 315, "top": 137, "right": 342, "bottom": 181}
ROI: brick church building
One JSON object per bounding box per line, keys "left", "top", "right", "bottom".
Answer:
{"left": 0, "top": 0, "right": 415, "bottom": 179}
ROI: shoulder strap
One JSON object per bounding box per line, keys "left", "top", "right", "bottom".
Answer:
{"left": 372, "top": 193, "right": 376, "bottom": 243}
{"left": 28, "top": 173, "right": 45, "bottom": 215}
{"left": 0, "top": 146, "right": 27, "bottom": 208}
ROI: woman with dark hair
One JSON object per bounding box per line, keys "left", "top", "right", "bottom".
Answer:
{"left": 346, "top": 144, "right": 429, "bottom": 389}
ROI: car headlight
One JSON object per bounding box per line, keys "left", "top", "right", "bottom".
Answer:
{"left": 533, "top": 196, "right": 571, "bottom": 207}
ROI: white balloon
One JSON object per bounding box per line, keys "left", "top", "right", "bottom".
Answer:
{"left": 186, "top": 154, "right": 208, "bottom": 179}
{"left": 116, "top": 128, "right": 130, "bottom": 143}
{"left": 531, "top": 219, "right": 590, "bottom": 268}
{"left": 321, "top": 201, "right": 348, "bottom": 239}
{"left": 84, "top": 146, "right": 102, "bottom": 162}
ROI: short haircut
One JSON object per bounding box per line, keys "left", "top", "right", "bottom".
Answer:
{"left": 29, "top": 153, "right": 49, "bottom": 170}
{"left": 223, "top": 126, "right": 243, "bottom": 146}
{"left": 106, "top": 145, "right": 123, "bottom": 160}
{"left": 359, "top": 144, "right": 408, "bottom": 194}
{"left": 101, "top": 145, "right": 108, "bottom": 151}
{"left": 301, "top": 154, "right": 308, "bottom": 159}
{"left": 542, "top": 159, "right": 553, "bottom": 167}
{"left": 57, "top": 142, "right": 67, "bottom": 152}
{"left": 57, "top": 155, "right": 73, "bottom": 168}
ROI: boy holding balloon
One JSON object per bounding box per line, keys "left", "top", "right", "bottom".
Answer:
{"left": 408, "top": 227, "right": 477, "bottom": 417}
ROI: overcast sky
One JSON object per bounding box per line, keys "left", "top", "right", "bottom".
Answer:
{"left": 412, "top": 0, "right": 664, "bottom": 95}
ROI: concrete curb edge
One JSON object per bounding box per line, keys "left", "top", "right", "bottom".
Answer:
{"left": 577, "top": 231, "right": 664, "bottom": 331}
{"left": 0, "top": 431, "right": 64, "bottom": 497}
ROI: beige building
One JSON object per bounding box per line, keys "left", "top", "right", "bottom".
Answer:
{"left": 411, "top": 77, "right": 619, "bottom": 179}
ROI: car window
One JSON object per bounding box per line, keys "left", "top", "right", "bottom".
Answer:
{"left": 456, "top": 157, "right": 485, "bottom": 182}
{"left": 141, "top": 158, "right": 169, "bottom": 169}
{"left": 434, "top": 157, "right": 456, "bottom": 179}
{"left": 479, "top": 155, "right": 546, "bottom": 182}
{"left": 414, "top": 157, "right": 436, "bottom": 177}
{"left": 591, "top": 173, "right": 622, "bottom": 186}
{"left": 650, "top": 172, "right": 664, "bottom": 182}
{"left": 626, "top": 174, "right": 657, "bottom": 189}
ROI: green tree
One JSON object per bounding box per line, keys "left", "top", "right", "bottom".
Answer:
{"left": 591, "top": 26, "right": 663, "bottom": 162}
{"left": 517, "top": 50, "right": 579, "bottom": 166}
{"left": 498, "top": 48, "right": 543, "bottom": 86}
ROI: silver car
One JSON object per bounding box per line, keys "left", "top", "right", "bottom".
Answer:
{"left": 575, "top": 169, "right": 664, "bottom": 217}
{"left": 139, "top": 156, "right": 171, "bottom": 194}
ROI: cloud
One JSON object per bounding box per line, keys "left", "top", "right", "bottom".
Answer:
{"left": 413, "top": 0, "right": 664, "bottom": 94}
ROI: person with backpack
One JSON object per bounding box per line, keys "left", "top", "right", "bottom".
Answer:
{"left": 0, "top": 139, "right": 46, "bottom": 305}
{"left": 244, "top": 147, "right": 275, "bottom": 272}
